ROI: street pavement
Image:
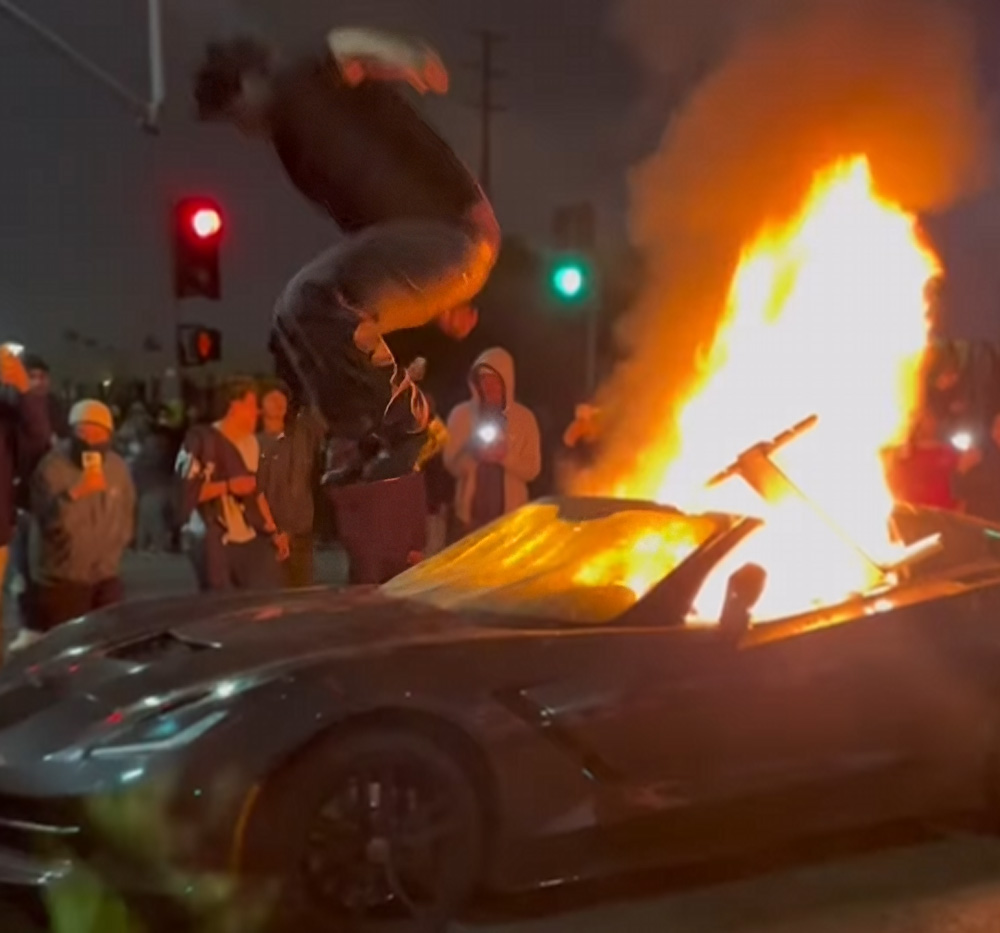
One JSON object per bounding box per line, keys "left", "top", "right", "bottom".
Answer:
{"left": 41, "top": 554, "right": 1000, "bottom": 931}
{"left": 463, "top": 830, "right": 1000, "bottom": 933}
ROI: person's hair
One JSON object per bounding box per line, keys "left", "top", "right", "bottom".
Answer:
{"left": 194, "top": 37, "right": 274, "bottom": 120}
{"left": 259, "top": 378, "right": 291, "bottom": 400}
{"left": 23, "top": 353, "right": 48, "bottom": 374}
{"left": 220, "top": 376, "right": 258, "bottom": 410}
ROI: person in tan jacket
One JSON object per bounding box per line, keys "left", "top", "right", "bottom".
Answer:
{"left": 444, "top": 347, "right": 541, "bottom": 537}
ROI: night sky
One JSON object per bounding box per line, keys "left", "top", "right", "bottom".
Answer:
{"left": 3, "top": 0, "right": 1000, "bottom": 381}
{"left": 0, "top": 0, "right": 641, "bottom": 378}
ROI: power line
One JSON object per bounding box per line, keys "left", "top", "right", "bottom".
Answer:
{"left": 464, "top": 29, "right": 507, "bottom": 198}
{"left": 0, "top": 0, "right": 165, "bottom": 131}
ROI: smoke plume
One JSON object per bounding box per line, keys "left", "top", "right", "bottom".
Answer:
{"left": 577, "top": 0, "right": 992, "bottom": 495}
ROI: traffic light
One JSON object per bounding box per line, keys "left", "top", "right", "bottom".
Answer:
{"left": 547, "top": 254, "right": 595, "bottom": 306}
{"left": 172, "top": 198, "right": 223, "bottom": 300}
{"left": 177, "top": 325, "right": 222, "bottom": 366}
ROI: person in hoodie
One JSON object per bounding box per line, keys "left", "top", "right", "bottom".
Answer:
{"left": 24, "top": 400, "right": 135, "bottom": 636}
{"left": 444, "top": 347, "right": 541, "bottom": 537}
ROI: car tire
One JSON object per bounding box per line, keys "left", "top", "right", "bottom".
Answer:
{"left": 239, "top": 725, "right": 486, "bottom": 933}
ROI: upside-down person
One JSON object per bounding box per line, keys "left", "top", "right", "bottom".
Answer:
{"left": 194, "top": 28, "right": 500, "bottom": 459}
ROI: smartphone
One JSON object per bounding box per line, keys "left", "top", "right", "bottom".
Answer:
{"left": 81, "top": 451, "right": 103, "bottom": 472}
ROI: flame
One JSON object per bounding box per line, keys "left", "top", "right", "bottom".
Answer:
{"left": 606, "top": 156, "right": 940, "bottom": 620}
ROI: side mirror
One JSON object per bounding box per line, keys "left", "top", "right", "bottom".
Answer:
{"left": 719, "top": 563, "right": 767, "bottom": 641}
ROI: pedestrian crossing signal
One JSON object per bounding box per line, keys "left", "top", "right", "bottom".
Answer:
{"left": 178, "top": 325, "right": 221, "bottom": 366}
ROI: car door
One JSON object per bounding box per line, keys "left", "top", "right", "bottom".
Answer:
{"left": 515, "top": 621, "right": 840, "bottom": 855}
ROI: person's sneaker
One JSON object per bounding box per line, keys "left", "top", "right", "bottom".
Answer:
{"left": 8, "top": 629, "right": 42, "bottom": 654}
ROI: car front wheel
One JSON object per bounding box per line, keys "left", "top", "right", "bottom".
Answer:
{"left": 240, "top": 726, "right": 486, "bottom": 933}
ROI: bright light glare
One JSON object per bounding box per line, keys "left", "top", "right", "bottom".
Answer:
{"left": 951, "top": 431, "right": 973, "bottom": 452}
{"left": 214, "top": 680, "right": 237, "bottom": 700}
{"left": 477, "top": 423, "right": 500, "bottom": 444}
{"left": 553, "top": 266, "right": 585, "bottom": 298}
{"left": 191, "top": 208, "right": 222, "bottom": 239}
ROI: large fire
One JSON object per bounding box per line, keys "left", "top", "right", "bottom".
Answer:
{"left": 608, "top": 156, "right": 941, "bottom": 620}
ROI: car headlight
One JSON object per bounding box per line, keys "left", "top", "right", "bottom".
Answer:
{"left": 88, "top": 681, "right": 243, "bottom": 759}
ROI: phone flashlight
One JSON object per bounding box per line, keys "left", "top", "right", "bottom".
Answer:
{"left": 951, "top": 431, "right": 974, "bottom": 453}
{"left": 476, "top": 422, "right": 502, "bottom": 445}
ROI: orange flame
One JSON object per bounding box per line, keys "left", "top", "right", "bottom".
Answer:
{"left": 607, "top": 156, "right": 940, "bottom": 619}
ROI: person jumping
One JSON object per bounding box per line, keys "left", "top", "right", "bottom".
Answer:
{"left": 194, "top": 28, "right": 500, "bottom": 448}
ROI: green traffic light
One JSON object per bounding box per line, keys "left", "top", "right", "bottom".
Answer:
{"left": 553, "top": 264, "right": 586, "bottom": 299}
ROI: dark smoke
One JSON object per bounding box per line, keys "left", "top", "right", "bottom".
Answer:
{"left": 578, "top": 0, "right": 993, "bottom": 495}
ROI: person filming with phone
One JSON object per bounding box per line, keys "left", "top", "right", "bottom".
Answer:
{"left": 444, "top": 348, "right": 540, "bottom": 538}
{"left": 21, "top": 400, "right": 134, "bottom": 639}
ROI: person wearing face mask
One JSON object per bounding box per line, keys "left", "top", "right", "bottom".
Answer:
{"left": 444, "top": 347, "right": 541, "bottom": 538}
{"left": 22, "top": 400, "right": 135, "bottom": 638}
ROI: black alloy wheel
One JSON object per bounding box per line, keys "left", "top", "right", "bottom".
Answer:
{"left": 242, "top": 728, "right": 486, "bottom": 933}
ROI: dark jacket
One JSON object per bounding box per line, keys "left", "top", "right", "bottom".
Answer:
{"left": 0, "top": 387, "right": 51, "bottom": 546}
{"left": 29, "top": 442, "right": 135, "bottom": 585}
{"left": 258, "top": 409, "right": 325, "bottom": 538}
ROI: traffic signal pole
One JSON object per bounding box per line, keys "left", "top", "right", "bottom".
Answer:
{"left": 586, "top": 304, "right": 599, "bottom": 396}
{"left": 0, "top": 0, "right": 165, "bottom": 130}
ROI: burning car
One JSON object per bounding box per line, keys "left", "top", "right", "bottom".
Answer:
{"left": 0, "top": 160, "right": 984, "bottom": 932}
{"left": 1, "top": 451, "right": 1000, "bottom": 932}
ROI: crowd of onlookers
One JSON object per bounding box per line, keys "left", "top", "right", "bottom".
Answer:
{"left": 0, "top": 344, "right": 543, "bottom": 656}
{"left": 15, "top": 343, "right": 997, "bottom": 655}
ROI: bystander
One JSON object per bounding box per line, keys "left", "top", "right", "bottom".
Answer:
{"left": 954, "top": 412, "right": 1000, "bottom": 523}
{"left": 444, "top": 347, "right": 541, "bottom": 537}
{"left": 886, "top": 410, "right": 959, "bottom": 510}
{"left": 24, "top": 353, "right": 67, "bottom": 440}
{"left": 176, "top": 377, "right": 288, "bottom": 591}
{"left": 0, "top": 347, "right": 51, "bottom": 653}
{"left": 23, "top": 400, "right": 133, "bottom": 637}
{"left": 257, "top": 382, "right": 325, "bottom": 587}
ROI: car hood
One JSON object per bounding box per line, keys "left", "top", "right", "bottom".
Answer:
{"left": 3, "top": 585, "right": 491, "bottom": 681}
{"left": 0, "top": 587, "right": 520, "bottom": 765}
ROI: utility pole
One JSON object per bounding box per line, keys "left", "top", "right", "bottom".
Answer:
{"left": 466, "top": 29, "right": 507, "bottom": 197}
{"left": 0, "top": 0, "right": 165, "bottom": 131}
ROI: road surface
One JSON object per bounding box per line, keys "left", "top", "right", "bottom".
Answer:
{"left": 14, "top": 553, "right": 1000, "bottom": 932}
{"left": 465, "top": 831, "right": 1000, "bottom": 933}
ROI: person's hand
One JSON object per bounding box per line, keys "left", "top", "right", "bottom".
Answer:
{"left": 420, "top": 54, "right": 449, "bottom": 94}
{"left": 70, "top": 469, "right": 107, "bottom": 500}
{"left": 478, "top": 439, "right": 507, "bottom": 464}
{"left": 437, "top": 304, "right": 478, "bottom": 340}
{"left": 0, "top": 349, "right": 28, "bottom": 394}
{"left": 273, "top": 532, "right": 291, "bottom": 562}
{"left": 228, "top": 475, "right": 257, "bottom": 497}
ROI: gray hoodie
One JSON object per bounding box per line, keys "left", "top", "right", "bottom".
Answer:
{"left": 29, "top": 441, "right": 136, "bottom": 585}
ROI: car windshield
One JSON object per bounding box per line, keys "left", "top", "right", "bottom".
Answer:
{"left": 382, "top": 501, "right": 726, "bottom": 624}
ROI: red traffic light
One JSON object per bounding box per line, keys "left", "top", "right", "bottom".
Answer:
{"left": 190, "top": 207, "right": 222, "bottom": 240}
{"left": 177, "top": 198, "right": 223, "bottom": 243}
{"left": 173, "top": 198, "right": 223, "bottom": 300}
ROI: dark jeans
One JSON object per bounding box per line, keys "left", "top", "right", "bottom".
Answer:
{"left": 270, "top": 201, "right": 500, "bottom": 438}
{"left": 29, "top": 577, "right": 124, "bottom": 633}
{"left": 188, "top": 535, "right": 282, "bottom": 593}
{"left": 326, "top": 472, "right": 427, "bottom": 584}
{"left": 282, "top": 534, "right": 315, "bottom": 588}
